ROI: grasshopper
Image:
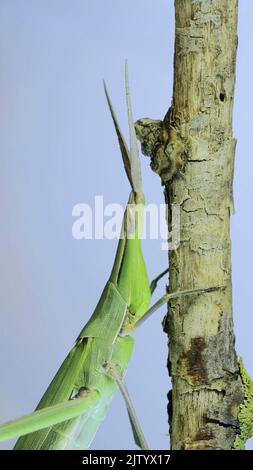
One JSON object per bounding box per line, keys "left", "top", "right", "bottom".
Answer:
{"left": 0, "top": 63, "right": 222, "bottom": 450}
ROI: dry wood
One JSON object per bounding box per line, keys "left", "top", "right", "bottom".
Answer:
{"left": 136, "top": 0, "right": 243, "bottom": 450}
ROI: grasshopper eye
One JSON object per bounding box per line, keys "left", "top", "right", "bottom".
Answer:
{"left": 76, "top": 387, "right": 90, "bottom": 398}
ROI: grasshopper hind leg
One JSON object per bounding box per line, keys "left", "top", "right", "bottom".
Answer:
{"left": 107, "top": 363, "right": 149, "bottom": 450}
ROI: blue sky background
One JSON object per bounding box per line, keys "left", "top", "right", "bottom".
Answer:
{"left": 0, "top": 1, "right": 252, "bottom": 450}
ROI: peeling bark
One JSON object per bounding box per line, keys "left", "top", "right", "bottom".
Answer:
{"left": 136, "top": 0, "right": 243, "bottom": 450}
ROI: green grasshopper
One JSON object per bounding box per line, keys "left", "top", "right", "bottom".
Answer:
{"left": 0, "top": 64, "right": 222, "bottom": 450}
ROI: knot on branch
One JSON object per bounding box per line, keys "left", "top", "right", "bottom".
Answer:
{"left": 135, "top": 109, "right": 185, "bottom": 184}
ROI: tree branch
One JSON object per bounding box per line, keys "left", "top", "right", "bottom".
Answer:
{"left": 136, "top": 0, "right": 244, "bottom": 450}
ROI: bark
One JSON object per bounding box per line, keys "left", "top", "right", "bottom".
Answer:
{"left": 136, "top": 0, "right": 244, "bottom": 450}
